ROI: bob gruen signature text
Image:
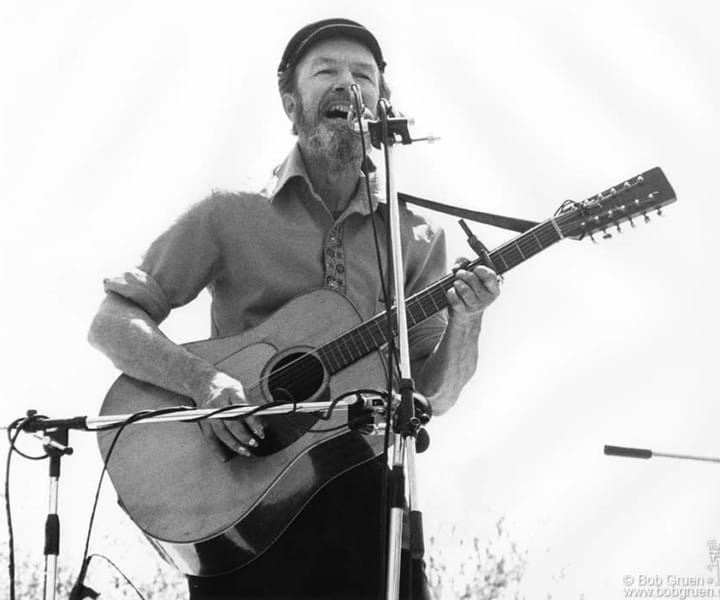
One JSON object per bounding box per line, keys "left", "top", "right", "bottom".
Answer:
{"left": 623, "top": 574, "right": 718, "bottom": 598}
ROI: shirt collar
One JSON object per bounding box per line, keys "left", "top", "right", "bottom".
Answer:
{"left": 263, "top": 143, "right": 383, "bottom": 217}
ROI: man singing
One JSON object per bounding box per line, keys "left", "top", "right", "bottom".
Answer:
{"left": 89, "top": 18, "right": 500, "bottom": 599}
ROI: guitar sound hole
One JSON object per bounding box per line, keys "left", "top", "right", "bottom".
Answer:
{"left": 268, "top": 353, "right": 325, "bottom": 403}
{"left": 253, "top": 352, "right": 327, "bottom": 456}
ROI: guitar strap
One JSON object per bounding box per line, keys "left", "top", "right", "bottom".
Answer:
{"left": 397, "top": 192, "right": 539, "bottom": 233}
{"left": 373, "top": 192, "right": 536, "bottom": 301}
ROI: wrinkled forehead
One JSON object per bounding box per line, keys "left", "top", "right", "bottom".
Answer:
{"left": 296, "top": 38, "right": 379, "bottom": 75}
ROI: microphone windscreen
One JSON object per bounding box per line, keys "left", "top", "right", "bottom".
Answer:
{"left": 604, "top": 445, "right": 652, "bottom": 459}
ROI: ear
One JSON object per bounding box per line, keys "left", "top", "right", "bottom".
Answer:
{"left": 281, "top": 93, "right": 296, "bottom": 121}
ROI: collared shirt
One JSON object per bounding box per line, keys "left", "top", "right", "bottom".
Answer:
{"left": 104, "top": 144, "right": 448, "bottom": 361}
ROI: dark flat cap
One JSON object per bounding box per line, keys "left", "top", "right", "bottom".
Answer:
{"left": 278, "top": 18, "right": 386, "bottom": 73}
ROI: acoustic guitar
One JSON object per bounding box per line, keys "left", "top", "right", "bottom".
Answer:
{"left": 98, "top": 167, "right": 676, "bottom": 575}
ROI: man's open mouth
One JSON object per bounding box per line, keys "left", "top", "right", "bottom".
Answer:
{"left": 324, "top": 104, "right": 351, "bottom": 120}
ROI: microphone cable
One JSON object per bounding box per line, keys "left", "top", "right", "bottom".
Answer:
{"left": 4, "top": 414, "right": 55, "bottom": 600}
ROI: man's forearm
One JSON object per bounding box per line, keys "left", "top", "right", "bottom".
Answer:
{"left": 415, "top": 315, "right": 484, "bottom": 415}
{"left": 88, "top": 293, "right": 218, "bottom": 401}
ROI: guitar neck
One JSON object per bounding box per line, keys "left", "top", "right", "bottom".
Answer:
{"left": 317, "top": 218, "right": 564, "bottom": 374}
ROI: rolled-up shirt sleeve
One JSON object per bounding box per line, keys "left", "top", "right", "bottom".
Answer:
{"left": 103, "top": 268, "right": 172, "bottom": 323}
{"left": 103, "top": 195, "right": 224, "bottom": 324}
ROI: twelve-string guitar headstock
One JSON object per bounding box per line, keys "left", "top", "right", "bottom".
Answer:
{"left": 555, "top": 167, "right": 676, "bottom": 242}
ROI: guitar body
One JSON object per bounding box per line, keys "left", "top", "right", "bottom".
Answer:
{"left": 98, "top": 288, "right": 387, "bottom": 576}
{"left": 97, "top": 165, "right": 677, "bottom": 577}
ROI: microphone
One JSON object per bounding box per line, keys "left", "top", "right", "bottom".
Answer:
{"left": 604, "top": 444, "right": 652, "bottom": 459}
{"left": 604, "top": 444, "right": 720, "bottom": 464}
{"left": 347, "top": 84, "right": 375, "bottom": 134}
{"left": 346, "top": 103, "right": 376, "bottom": 134}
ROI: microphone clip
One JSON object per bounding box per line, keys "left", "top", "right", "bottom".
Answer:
{"left": 348, "top": 86, "right": 436, "bottom": 149}
{"left": 368, "top": 100, "right": 412, "bottom": 149}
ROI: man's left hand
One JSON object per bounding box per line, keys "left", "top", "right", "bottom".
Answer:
{"left": 446, "top": 260, "right": 501, "bottom": 326}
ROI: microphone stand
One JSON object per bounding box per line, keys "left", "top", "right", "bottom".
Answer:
{"left": 8, "top": 396, "right": 388, "bottom": 600}
{"left": 41, "top": 426, "right": 73, "bottom": 600}
{"left": 366, "top": 100, "right": 425, "bottom": 600}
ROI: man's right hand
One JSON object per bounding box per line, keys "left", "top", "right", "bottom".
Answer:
{"left": 199, "top": 371, "right": 266, "bottom": 456}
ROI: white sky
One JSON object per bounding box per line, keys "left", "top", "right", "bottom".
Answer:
{"left": 1, "top": 1, "right": 719, "bottom": 598}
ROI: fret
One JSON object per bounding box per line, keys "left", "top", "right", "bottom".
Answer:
{"left": 497, "top": 245, "right": 521, "bottom": 269}
{"left": 435, "top": 286, "right": 450, "bottom": 307}
{"left": 379, "top": 315, "right": 394, "bottom": 339}
{"left": 415, "top": 300, "right": 429, "bottom": 320}
{"left": 360, "top": 327, "right": 376, "bottom": 352}
{"left": 490, "top": 222, "right": 562, "bottom": 275}
{"left": 406, "top": 304, "right": 419, "bottom": 328}
{"left": 354, "top": 333, "right": 368, "bottom": 357}
{"left": 336, "top": 335, "right": 353, "bottom": 364}
{"left": 359, "top": 327, "right": 374, "bottom": 352}
{"left": 407, "top": 299, "right": 427, "bottom": 327}
{"left": 347, "top": 331, "right": 363, "bottom": 357}
{"left": 534, "top": 226, "right": 558, "bottom": 252}
{"left": 496, "top": 252, "right": 509, "bottom": 272}
{"left": 319, "top": 346, "right": 339, "bottom": 373}
{"left": 368, "top": 317, "right": 386, "bottom": 345}
{"left": 319, "top": 218, "right": 565, "bottom": 375}
{"left": 427, "top": 289, "right": 442, "bottom": 311}
{"left": 550, "top": 217, "right": 564, "bottom": 239}
{"left": 354, "top": 331, "right": 368, "bottom": 356}
{"left": 531, "top": 231, "right": 543, "bottom": 251}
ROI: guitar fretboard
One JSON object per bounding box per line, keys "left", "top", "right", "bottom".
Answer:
{"left": 317, "top": 218, "right": 564, "bottom": 374}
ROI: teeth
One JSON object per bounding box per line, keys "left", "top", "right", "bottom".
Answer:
{"left": 326, "top": 103, "right": 351, "bottom": 115}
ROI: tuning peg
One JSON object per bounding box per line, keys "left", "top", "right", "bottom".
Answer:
{"left": 636, "top": 175, "right": 645, "bottom": 184}
{"left": 602, "top": 228, "right": 612, "bottom": 240}
{"left": 623, "top": 181, "right": 632, "bottom": 189}
{"left": 628, "top": 216, "right": 636, "bottom": 228}
{"left": 589, "top": 233, "right": 598, "bottom": 244}
{"left": 643, "top": 213, "right": 651, "bottom": 224}
{"left": 656, "top": 207, "right": 663, "bottom": 217}
{"left": 615, "top": 222, "right": 622, "bottom": 233}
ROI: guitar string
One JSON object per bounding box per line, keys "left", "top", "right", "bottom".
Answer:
{"left": 245, "top": 212, "right": 601, "bottom": 398}
{"left": 242, "top": 232, "right": 552, "bottom": 390}
{"left": 239, "top": 217, "right": 569, "bottom": 397}
{"left": 235, "top": 220, "right": 565, "bottom": 401}
{"left": 226, "top": 186, "right": 658, "bottom": 405}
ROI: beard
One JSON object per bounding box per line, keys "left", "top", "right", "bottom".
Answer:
{"left": 292, "top": 93, "right": 364, "bottom": 173}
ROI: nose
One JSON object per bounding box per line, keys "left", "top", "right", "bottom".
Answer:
{"left": 332, "top": 65, "right": 356, "bottom": 93}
